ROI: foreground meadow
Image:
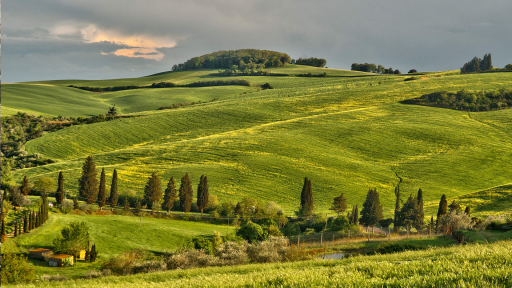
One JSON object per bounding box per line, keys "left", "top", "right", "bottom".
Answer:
{"left": 10, "top": 240, "right": 512, "bottom": 287}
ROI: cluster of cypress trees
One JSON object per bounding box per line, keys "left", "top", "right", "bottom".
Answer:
{"left": 347, "top": 205, "right": 359, "bottom": 225}
{"left": 197, "top": 175, "right": 209, "bottom": 216}
{"left": 11, "top": 193, "right": 50, "bottom": 238}
{"left": 77, "top": 156, "right": 119, "bottom": 209}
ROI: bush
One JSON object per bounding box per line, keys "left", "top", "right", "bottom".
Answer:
{"left": 215, "top": 241, "right": 248, "bottom": 266}
{"left": 1, "top": 253, "right": 36, "bottom": 285}
{"left": 247, "top": 236, "right": 289, "bottom": 263}
{"left": 486, "top": 220, "right": 506, "bottom": 231}
{"left": 166, "top": 249, "right": 217, "bottom": 270}
{"left": 237, "top": 221, "right": 266, "bottom": 243}
{"left": 131, "top": 260, "right": 167, "bottom": 274}
{"left": 261, "top": 83, "right": 274, "bottom": 90}
{"left": 102, "top": 249, "right": 146, "bottom": 275}
{"left": 375, "top": 243, "right": 418, "bottom": 254}
{"left": 191, "top": 237, "right": 214, "bottom": 255}
{"left": 39, "top": 274, "right": 68, "bottom": 282}
{"left": 282, "top": 222, "right": 301, "bottom": 236}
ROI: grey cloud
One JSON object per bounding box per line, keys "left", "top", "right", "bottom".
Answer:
{"left": 3, "top": 0, "right": 512, "bottom": 82}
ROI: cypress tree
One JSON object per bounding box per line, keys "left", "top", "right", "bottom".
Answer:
{"left": 124, "top": 198, "right": 130, "bottom": 212}
{"left": 78, "top": 156, "right": 99, "bottom": 204}
{"left": 31, "top": 211, "right": 35, "bottom": 230}
{"left": 197, "top": 175, "right": 209, "bottom": 216}
{"left": 354, "top": 205, "right": 359, "bottom": 225}
{"left": 1, "top": 217, "right": 5, "bottom": 236}
{"left": 14, "top": 221, "right": 18, "bottom": 237}
{"left": 234, "top": 202, "right": 242, "bottom": 216}
{"left": 360, "top": 189, "right": 383, "bottom": 232}
{"left": 436, "top": 194, "right": 448, "bottom": 230}
{"left": 21, "top": 175, "right": 30, "bottom": 196}
{"left": 98, "top": 168, "right": 107, "bottom": 210}
{"left": 330, "top": 193, "right": 347, "bottom": 215}
{"left": 416, "top": 188, "right": 424, "bottom": 230}
{"left": 90, "top": 244, "right": 98, "bottom": 262}
{"left": 73, "top": 198, "right": 79, "bottom": 210}
{"left": 163, "top": 177, "right": 177, "bottom": 213}
{"left": 19, "top": 222, "right": 22, "bottom": 236}
{"left": 23, "top": 214, "right": 28, "bottom": 233}
{"left": 109, "top": 169, "right": 119, "bottom": 210}
{"left": 135, "top": 198, "right": 142, "bottom": 215}
{"left": 464, "top": 206, "right": 471, "bottom": 217}
{"left": 56, "top": 171, "right": 65, "bottom": 205}
{"left": 300, "top": 177, "right": 309, "bottom": 208}
{"left": 394, "top": 185, "right": 401, "bottom": 233}
{"left": 179, "top": 173, "right": 193, "bottom": 213}
{"left": 144, "top": 172, "right": 162, "bottom": 214}
{"left": 300, "top": 178, "right": 314, "bottom": 216}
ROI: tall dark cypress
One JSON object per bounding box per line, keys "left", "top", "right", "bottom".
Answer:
{"left": 354, "top": 205, "right": 359, "bottom": 225}
{"left": 109, "top": 169, "right": 119, "bottom": 209}
{"left": 56, "top": 171, "right": 65, "bottom": 205}
{"left": 14, "top": 221, "right": 18, "bottom": 237}
{"left": 179, "top": 173, "right": 193, "bottom": 213}
{"left": 416, "top": 188, "right": 424, "bottom": 230}
{"left": 23, "top": 214, "right": 28, "bottom": 233}
{"left": 436, "top": 194, "right": 448, "bottom": 230}
{"left": 394, "top": 185, "right": 401, "bottom": 233}
{"left": 163, "top": 177, "right": 177, "bottom": 213}
{"left": 300, "top": 178, "right": 314, "bottom": 215}
{"left": 98, "top": 168, "right": 107, "bottom": 210}
{"left": 144, "top": 172, "right": 162, "bottom": 214}
{"left": 464, "top": 206, "right": 471, "bottom": 217}
{"left": 78, "top": 156, "right": 99, "bottom": 204}
{"left": 360, "top": 189, "right": 383, "bottom": 231}
{"left": 197, "top": 175, "right": 209, "bottom": 216}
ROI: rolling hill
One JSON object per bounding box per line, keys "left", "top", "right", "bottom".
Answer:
{"left": 4, "top": 64, "right": 512, "bottom": 216}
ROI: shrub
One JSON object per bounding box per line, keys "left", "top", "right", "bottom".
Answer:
{"left": 1, "top": 253, "right": 36, "bottom": 285}
{"left": 237, "top": 221, "right": 266, "bottom": 243}
{"left": 267, "top": 225, "right": 282, "bottom": 237}
{"left": 282, "top": 246, "right": 312, "bottom": 262}
{"left": 479, "top": 215, "right": 506, "bottom": 230}
{"left": 39, "top": 274, "right": 68, "bottom": 282}
{"left": 131, "top": 260, "right": 167, "bottom": 274}
{"left": 215, "top": 241, "right": 248, "bottom": 266}
{"left": 261, "top": 83, "right": 274, "bottom": 90}
{"left": 166, "top": 249, "right": 217, "bottom": 270}
{"left": 247, "top": 236, "right": 289, "bottom": 263}
{"left": 282, "top": 222, "right": 301, "bottom": 236}
{"left": 486, "top": 220, "right": 506, "bottom": 231}
{"left": 375, "top": 243, "right": 418, "bottom": 254}
{"left": 102, "top": 249, "right": 146, "bottom": 275}
{"left": 404, "top": 77, "right": 417, "bottom": 81}
{"left": 191, "top": 237, "right": 214, "bottom": 255}
{"left": 438, "top": 210, "right": 473, "bottom": 233}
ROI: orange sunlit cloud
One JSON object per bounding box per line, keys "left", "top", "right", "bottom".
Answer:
{"left": 81, "top": 24, "right": 176, "bottom": 60}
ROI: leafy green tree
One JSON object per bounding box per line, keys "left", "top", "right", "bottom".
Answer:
{"left": 163, "top": 177, "right": 177, "bottom": 213}
{"left": 360, "top": 188, "right": 383, "bottom": 232}
{"left": 98, "top": 168, "right": 107, "bottom": 210}
{"left": 56, "top": 172, "right": 65, "bottom": 205}
{"left": 394, "top": 185, "right": 401, "bottom": 233}
{"left": 179, "top": 173, "right": 193, "bottom": 213}
{"left": 197, "top": 175, "right": 209, "bottom": 216}
{"left": 436, "top": 194, "right": 448, "bottom": 230}
{"left": 78, "top": 156, "right": 98, "bottom": 204}
{"left": 109, "top": 169, "right": 118, "bottom": 209}
{"left": 21, "top": 176, "right": 30, "bottom": 196}
{"left": 330, "top": 193, "right": 347, "bottom": 215}
{"left": 399, "top": 195, "right": 418, "bottom": 234}
{"left": 144, "top": 172, "right": 162, "bottom": 214}
{"left": 33, "top": 177, "right": 55, "bottom": 195}
{"left": 53, "top": 221, "right": 90, "bottom": 261}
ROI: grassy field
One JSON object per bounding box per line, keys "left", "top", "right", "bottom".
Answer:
{"left": 4, "top": 64, "right": 512, "bottom": 216}
{"left": 10, "top": 240, "right": 512, "bottom": 287}
{"left": 1, "top": 213, "right": 234, "bottom": 279}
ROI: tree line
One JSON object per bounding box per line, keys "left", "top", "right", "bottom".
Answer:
{"left": 403, "top": 89, "right": 512, "bottom": 112}
{"left": 351, "top": 63, "right": 401, "bottom": 74}
{"left": 292, "top": 57, "right": 327, "bottom": 68}
{"left": 460, "top": 53, "right": 493, "bottom": 74}
{"left": 171, "top": 49, "right": 291, "bottom": 71}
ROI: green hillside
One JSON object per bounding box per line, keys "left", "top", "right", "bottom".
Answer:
{"left": 5, "top": 64, "right": 512, "bottom": 215}
{"left": 2, "top": 213, "right": 234, "bottom": 279}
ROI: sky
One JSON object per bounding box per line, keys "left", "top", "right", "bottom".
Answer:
{"left": 3, "top": 0, "right": 512, "bottom": 83}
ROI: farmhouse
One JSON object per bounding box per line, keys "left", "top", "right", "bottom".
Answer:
{"left": 49, "top": 254, "right": 74, "bottom": 267}
{"left": 29, "top": 248, "right": 53, "bottom": 260}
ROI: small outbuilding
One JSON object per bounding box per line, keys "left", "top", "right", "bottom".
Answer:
{"left": 49, "top": 254, "right": 74, "bottom": 267}
{"left": 29, "top": 248, "right": 54, "bottom": 260}
{"left": 77, "top": 249, "right": 87, "bottom": 260}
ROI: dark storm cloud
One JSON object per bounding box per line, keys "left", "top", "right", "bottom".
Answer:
{"left": 3, "top": 0, "right": 512, "bottom": 82}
